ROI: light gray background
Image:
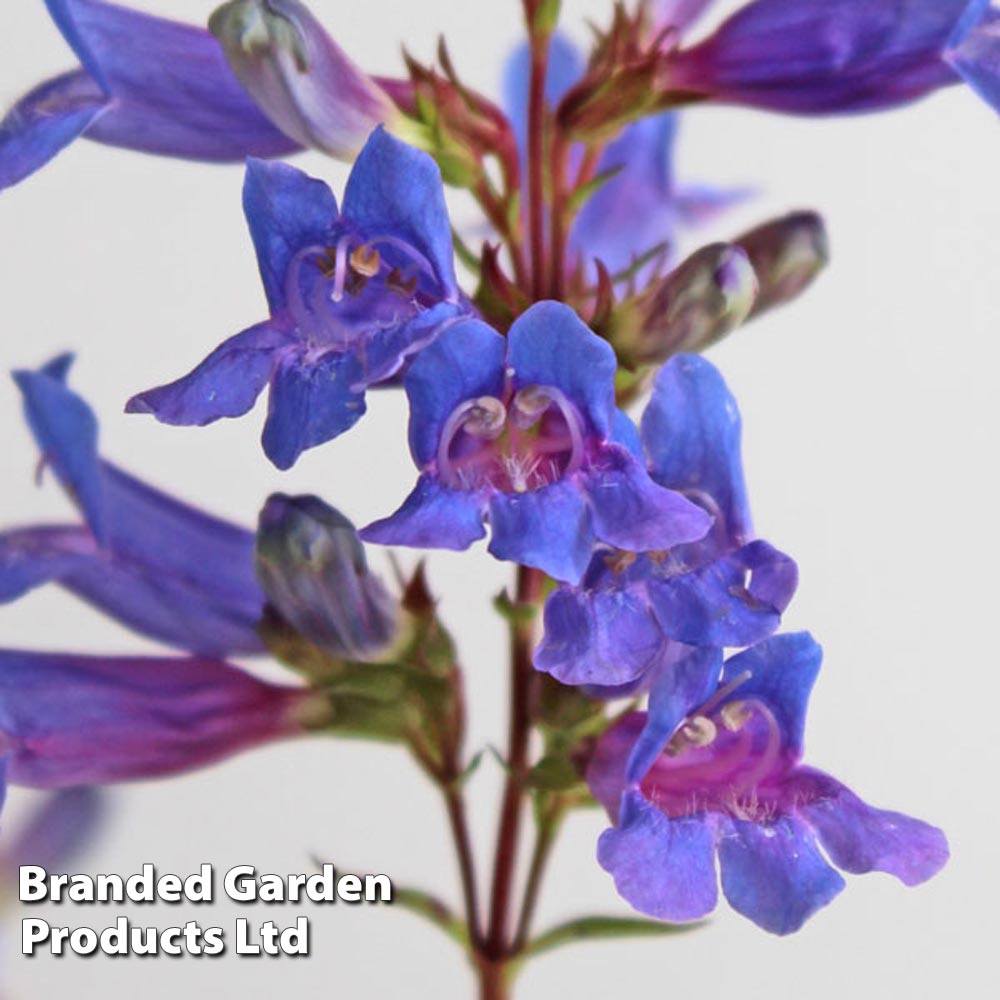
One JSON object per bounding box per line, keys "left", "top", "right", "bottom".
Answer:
{"left": 1, "top": 2, "right": 996, "bottom": 997}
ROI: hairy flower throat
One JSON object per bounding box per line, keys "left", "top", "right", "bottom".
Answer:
{"left": 437, "top": 384, "right": 587, "bottom": 493}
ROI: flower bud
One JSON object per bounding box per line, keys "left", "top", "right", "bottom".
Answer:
{"left": 255, "top": 494, "right": 400, "bottom": 661}
{"left": 209, "top": 0, "right": 400, "bottom": 158}
{"left": 736, "top": 211, "right": 829, "bottom": 317}
{"left": 609, "top": 243, "right": 758, "bottom": 366}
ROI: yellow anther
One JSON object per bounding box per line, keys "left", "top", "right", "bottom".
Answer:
{"left": 350, "top": 244, "right": 381, "bottom": 277}
{"left": 720, "top": 700, "right": 753, "bottom": 732}
{"left": 680, "top": 715, "right": 717, "bottom": 747}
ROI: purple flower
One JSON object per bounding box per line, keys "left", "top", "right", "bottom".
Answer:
{"left": 0, "top": 0, "right": 297, "bottom": 192}
{"left": 360, "top": 302, "right": 712, "bottom": 584}
{"left": 0, "top": 0, "right": 404, "bottom": 193}
{"left": 0, "top": 787, "right": 106, "bottom": 876}
{"left": 1, "top": 356, "right": 266, "bottom": 657}
{"left": 209, "top": 0, "right": 401, "bottom": 158}
{"left": 127, "top": 127, "right": 466, "bottom": 469}
{"left": 0, "top": 649, "right": 320, "bottom": 791}
{"left": 588, "top": 633, "right": 949, "bottom": 935}
{"left": 535, "top": 354, "right": 796, "bottom": 687}
{"left": 669, "top": 0, "right": 988, "bottom": 114}
{"left": 945, "top": 4, "right": 1000, "bottom": 114}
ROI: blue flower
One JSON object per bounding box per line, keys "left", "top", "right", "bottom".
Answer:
{"left": 0, "top": 649, "right": 320, "bottom": 792}
{"left": 127, "top": 127, "right": 466, "bottom": 469}
{"left": 588, "top": 634, "right": 949, "bottom": 935}
{"left": 0, "top": 787, "right": 106, "bottom": 878}
{"left": 360, "top": 302, "right": 712, "bottom": 583}
{"left": 669, "top": 0, "right": 992, "bottom": 114}
{"left": 1, "top": 355, "right": 266, "bottom": 657}
{"left": 0, "top": 0, "right": 401, "bottom": 193}
{"left": 0, "top": 359, "right": 332, "bottom": 812}
{"left": 0, "top": 0, "right": 296, "bottom": 192}
{"left": 946, "top": 3, "right": 1000, "bottom": 112}
{"left": 535, "top": 354, "right": 797, "bottom": 688}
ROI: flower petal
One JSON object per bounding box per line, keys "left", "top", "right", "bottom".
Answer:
{"left": 670, "top": 0, "right": 970, "bottom": 114}
{"left": 626, "top": 644, "right": 724, "bottom": 783}
{"left": 43, "top": 0, "right": 300, "bottom": 160}
{"left": 945, "top": 7, "right": 1000, "bottom": 113}
{"left": 0, "top": 523, "right": 265, "bottom": 657}
{"left": 0, "top": 649, "right": 309, "bottom": 788}
{"left": 718, "top": 813, "right": 845, "bottom": 935}
{"left": 126, "top": 322, "right": 290, "bottom": 427}
{"left": 242, "top": 158, "right": 339, "bottom": 313}
{"left": 507, "top": 302, "right": 617, "bottom": 438}
{"left": 357, "top": 301, "right": 466, "bottom": 389}
{"left": 343, "top": 127, "right": 458, "bottom": 298}
{"left": 209, "top": 0, "right": 399, "bottom": 159}
{"left": 360, "top": 475, "right": 487, "bottom": 551}
{"left": 648, "top": 540, "right": 797, "bottom": 648}
{"left": 261, "top": 349, "right": 368, "bottom": 469}
{"left": 642, "top": 353, "right": 752, "bottom": 545}
{"left": 404, "top": 318, "right": 507, "bottom": 467}
{"left": 720, "top": 632, "right": 822, "bottom": 757}
{"left": 0, "top": 526, "right": 96, "bottom": 603}
{"left": 488, "top": 481, "right": 594, "bottom": 583}
{"left": 598, "top": 791, "right": 719, "bottom": 923}
{"left": 793, "top": 768, "right": 950, "bottom": 887}
{"left": 13, "top": 355, "right": 105, "bottom": 543}
{"left": 584, "top": 446, "right": 713, "bottom": 553}
{"left": 535, "top": 582, "right": 664, "bottom": 687}
{"left": 0, "top": 71, "right": 108, "bottom": 192}
{"left": 0, "top": 787, "right": 106, "bottom": 874}
{"left": 572, "top": 114, "right": 680, "bottom": 275}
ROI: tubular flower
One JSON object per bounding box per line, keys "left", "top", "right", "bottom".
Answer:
{"left": 0, "top": 650, "right": 322, "bottom": 792}
{"left": 127, "top": 127, "right": 467, "bottom": 469}
{"left": 209, "top": 0, "right": 401, "bottom": 158}
{"left": 361, "top": 303, "right": 712, "bottom": 584}
{"left": 588, "top": 634, "right": 949, "bottom": 935}
{"left": 668, "top": 0, "right": 994, "bottom": 114}
{"left": 0, "top": 0, "right": 298, "bottom": 192}
{"left": 0, "top": 0, "right": 404, "bottom": 192}
{"left": 535, "top": 354, "right": 796, "bottom": 687}
{"left": 0, "top": 356, "right": 266, "bottom": 657}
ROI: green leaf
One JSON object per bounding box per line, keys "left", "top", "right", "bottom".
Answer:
{"left": 392, "top": 886, "right": 470, "bottom": 950}
{"left": 527, "top": 754, "right": 585, "bottom": 793}
{"left": 566, "top": 165, "right": 623, "bottom": 216}
{"left": 526, "top": 915, "right": 707, "bottom": 958}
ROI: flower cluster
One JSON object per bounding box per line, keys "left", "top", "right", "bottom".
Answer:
{"left": 1, "top": 0, "right": 987, "bottom": 992}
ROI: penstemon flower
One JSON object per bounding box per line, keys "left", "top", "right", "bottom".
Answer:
{"left": 126, "top": 127, "right": 467, "bottom": 469}
{"left": 588, "top": 634, "right": 948, "bottom": 934}
{"left": 536, "top": 354, "right": 797, "bottom": 685}
{"left": 0, "top": 0, "right": 990, "bottom": 995}
{"left": 360, "top": 302, "right": 712, "bottom": 583}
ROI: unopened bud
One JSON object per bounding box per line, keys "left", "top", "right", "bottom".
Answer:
{"left": 255, "top": 494, "right": 400, "bottom": 661}
{"left": 210, "top": 0, "right": 400, "bottom": 158}
{"left": 611, "top": 243, "right": 758, "bottom": 366}
{"left": 736, "top": 211, "right": 829, "bottom": 317}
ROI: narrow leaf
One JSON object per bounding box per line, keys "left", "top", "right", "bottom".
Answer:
{"left": 526, "top": 915, "right": 706, "bottom": 958}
